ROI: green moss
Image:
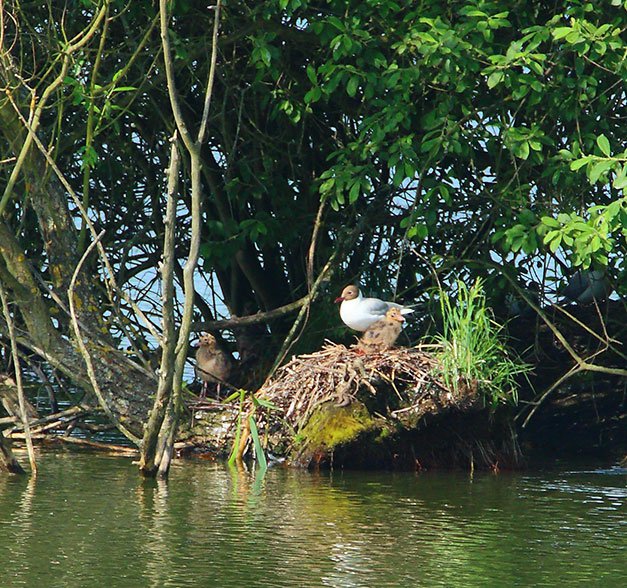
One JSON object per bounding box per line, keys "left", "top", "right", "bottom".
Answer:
{"left": 296, "top": 401, "right": 376, "bottom": 453}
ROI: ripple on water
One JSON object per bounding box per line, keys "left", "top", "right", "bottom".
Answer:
{"left": 0, "top": 454, "right": 626, "bottom": 587}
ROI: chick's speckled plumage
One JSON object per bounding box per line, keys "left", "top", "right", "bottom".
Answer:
{"left": 357, "top": 307, "right": 405, "bottom": 352}
{"left": 195, "top": 334, "right": 232, "bottom": 397}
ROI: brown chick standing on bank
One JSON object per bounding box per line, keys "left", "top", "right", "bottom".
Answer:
{"left": 195, "top": 334, "right": 233, "bottom": 399}
{"left": 356, "top": 307, "right": 405, "bottom": 353}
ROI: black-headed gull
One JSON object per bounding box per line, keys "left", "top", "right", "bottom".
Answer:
{"left": 195, "top": 334, "right": 232, "bottom": 399}
{"left": 334, "top": 285, "right": 414, "bottom": 331}
{"left": 561, "top": 270, "right": 611, "bottom": 304}
{"left": 357, "top": 307, "right": 405, "bottom": 352}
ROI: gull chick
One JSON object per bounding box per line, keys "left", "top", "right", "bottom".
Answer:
{"left": 195, "top": 334, "right": 232, "bottom": 399}
{"left": 335, "top": 285, "right": 414, "bottom": 331}
{"left": 357, "top": 307, "right": 405, "bottom": 353}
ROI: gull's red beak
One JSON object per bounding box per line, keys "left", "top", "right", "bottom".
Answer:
{"left": 334, "top": 296, "right": 344, "bottom": 304}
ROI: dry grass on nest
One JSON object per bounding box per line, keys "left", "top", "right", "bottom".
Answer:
{"left": 260, "top": 341, "right": 471, "bottom": 432}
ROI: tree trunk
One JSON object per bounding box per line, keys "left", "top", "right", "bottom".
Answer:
{"left": 0, "top": 90, "right": 157, "bottom": 437}
{"left": 0, "top": 430, "right": 25, "bottom": 474}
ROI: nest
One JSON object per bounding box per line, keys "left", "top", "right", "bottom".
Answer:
{"left": 260, "top": 341, "right": 477, "bottom": 434}
{"left": 188, "top": 343, "right": 516, "bottom": 469}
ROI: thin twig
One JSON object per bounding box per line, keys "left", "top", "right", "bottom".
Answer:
{"left": 198, "top": 0, "right": 221, "bottom": 144}
{"left": 4, "top": 92, "right": 163, "bottom": 348}
{"left": 519, "top": 364, "right": 582, "bottom": 428}
{"left": 68, "top": 230, "right": 140, "bottom": 446}
{"left": 0, "top": 282, "right": 36, "bottom": 474}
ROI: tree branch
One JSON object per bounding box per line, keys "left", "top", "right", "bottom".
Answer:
{"left": 68, "top": 230, "right": 141, "bottom": 446}
{"left": 198, "top": 1, "right": 221, "bottom": 144}
{"left": 192, "top": 295, "right": 309, "bottom": 331}
{"left": 0, "top": 281, "right": 36, "bottom": 474}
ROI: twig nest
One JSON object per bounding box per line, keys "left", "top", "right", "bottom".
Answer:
{"left": 261, "top": 342, "right": 478, "bottom": 436}
{"left": 188, "top": 343, "right": 516, "bottom": 469}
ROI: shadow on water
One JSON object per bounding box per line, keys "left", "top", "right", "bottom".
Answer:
{"left": 1, "top": 451, "right": 625, "bottom": 587}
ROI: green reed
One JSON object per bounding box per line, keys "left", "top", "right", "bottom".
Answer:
{"left": 436, "top": 278, "right": 529, "bottom": 406}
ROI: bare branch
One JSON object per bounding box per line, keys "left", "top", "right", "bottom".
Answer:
{"left": 198, "top": 0, "right": 221, "bottom": 144}
{"left": 159, "top": 0, "right": 194, "bottom": 153}
{"left": 68, "top": 230, "right": 141, "bottom": 446}
{"left": 0, "top": 281, "right": 36, "bottom": 474}
{"left": 192, "top": 295, "right": 309, "bottom": 331}
{"left": 4, "top": 93, "right": 163, "bottom": 349}
{"left": 0, "top": 1, "right": 108, "bottom": 215}
{"left": 140, "top": 133, "right": 180, "bottom": 475}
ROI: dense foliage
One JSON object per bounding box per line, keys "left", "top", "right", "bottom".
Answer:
{"left": 0, "top": 0, "right": 625, "bottom": 372}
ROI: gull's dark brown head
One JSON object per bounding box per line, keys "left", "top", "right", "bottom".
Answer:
{"left": 334, "top": 284, "right": 359, "bottom": 304}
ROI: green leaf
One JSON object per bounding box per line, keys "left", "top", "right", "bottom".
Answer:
{"left": 519, "top": 209, "right": 536, "bottom": 224}
{"left": 348, "top": 181, "right": 360, "bottom": 203}
{"left": 604, "top": 200, "right": 622, "bottom": 219}
{"left": 407, "top": 223, "right": 428, "bottom": 240}
{"left": 529, "top": 140, "right": 542, "bottom": 152}
{"left": 557, "top": 212, "right": 572, "bottom": 224}
{"left": 528, "top": 60, "right": 544, "bottom": 76}
{"left": 346, "top": 76, "right": 359, "bottom": 97}
{"left": 306, "top": 64, "right": 317, "bottom": 85}
{"left": 304, "top": 86, "right": 322, "bottom": 104}
{"left": 111, "top": 86, "right": 137, "bottom": 93}
{"left": 570, "top": 156, "right": 591, "bottom": 171}
{"left": 553, "top": 27, "right": 572, "bottom": 40}
{"left": 222, "top": 390, "right": 242, "bottom": 403}
{"left": 248, "top": 415, "right": 267, "bottom": 470}
{"left": 548, "top": 233, "right": 562, "bottom": 253}
{"left": 517, "top": 141, "right": 530, "bottom": 160}
{"left": 420, "top": 137, "right": 441, "bottom": 154}
{"left": 612, "top": 165, "right": 627, "bottom": 190}
{"left": 320, "top": 178, "right": 335, "bottom": 193}
{"left": 541, "top": 216, "right": 560, "bottom": 228}
{"left": 558, "top": 149, "right": 574, "bottom": 160}
{"left": 543, "top": 229, "right": 560, "bottom": 245}
{"left": 487, "top": 71, "right": 504, "bottom": 89}
{"left": 463, "top": 9, "right": 488, "bottom": 17}
{"left": 588, "top": 160, "right": 614, "bottom": 184}
{"left": 253, "top": 397, "right": 281, "bottom": 411}
{"left": 596, "top": 134, "right": 611, "bottom": 156}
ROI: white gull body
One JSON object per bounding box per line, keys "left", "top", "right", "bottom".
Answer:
{"left": 335, "top": 285, "right": 414, "bottom": 332}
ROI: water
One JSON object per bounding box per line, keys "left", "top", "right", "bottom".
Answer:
{"left": 1, "top": 452, "right": 625, "bottom": 587}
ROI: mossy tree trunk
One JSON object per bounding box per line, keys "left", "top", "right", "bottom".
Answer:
{"left": 0, "top": 95, "right": 155, "bottom": 438}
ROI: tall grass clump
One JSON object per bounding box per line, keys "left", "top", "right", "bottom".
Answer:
{"left": 435, "top": 278, "right": 529, "bottom": 407}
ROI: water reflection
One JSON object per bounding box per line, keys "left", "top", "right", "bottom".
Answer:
{"left": 0, "top": 453, "right": 625, "bottom": 587}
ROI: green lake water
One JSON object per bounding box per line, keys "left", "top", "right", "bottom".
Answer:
{"left": 0, "top": 451, "right": 625, "bottom": 587}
